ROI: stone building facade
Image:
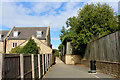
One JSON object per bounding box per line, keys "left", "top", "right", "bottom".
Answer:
{"left": 0, "top": 26, "right": 52, "bottom": 54}
{"left": 0, "top": 30, "right": 9, "bottom": 53}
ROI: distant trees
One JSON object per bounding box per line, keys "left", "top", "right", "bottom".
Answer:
{"left": 10, "top": 37, "right": 40, "bottom": 54}
{"left": 59, "top": 3, "right": 119, "bottom": 56}
{"left": 53, "top": 49, "right": 59, "bottom": 57}
{"left": 58, "top": 44, "right": 63, "bottom": 52}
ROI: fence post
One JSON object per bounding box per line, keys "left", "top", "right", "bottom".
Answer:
{"left": 45, "top": 54, "right": 47, "bottom": 72}
{"left": 46, "top": 54, "right": 48, "bottom": 71}
{"left": 49, "top": 54, "right": 51, "bottom": 67}
{"left": 0, "top": 54, "right": 4, "bottom": 80}
{"left": 38, "top": 54, "right": 41, "bottom": 79}
{"left": 50, "top": 54, "right": 52, "bottom": 66}
{"left": 42, "top": 54, "right": 45, "bottom": 75}
{"left": 45, "top": 54, "right": 46, "bottom": 72}
{"left": 48, "top": 54, "right": 50, "bottom": 68}
{"left": 20, "top": 54, "right": 24, "bottom": 79}
{"left": 31, "top": 54, "right": 35, "bottom": 79}
{"left": 47, "top": 54, "right": 49, "bottom": 69}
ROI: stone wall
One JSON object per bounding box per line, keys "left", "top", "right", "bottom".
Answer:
{"left": 81, "top": 60, "right": 120, "bottom": 78}
{"left": 96, "top": 61, "right": 120, "bottom": 78}
{"left": 60, "top": 55, "right": 65, "bottom": 63}
{"left": 32, "top": 36, "right": 52, "bottom": 54}
{"left": 81, "top": 60, "right": 90, "bottom": 67}
{"left": 60, "top": 42, "right": 82, "bottom": 64}
{"left": 65, "top": 54, "right": 81, "bottom": 64}
{"left": 0, "top": 42, "right": 4, "bottom": 53}
{"left": 46, "top": 26, "right": 51, "bottom": 47}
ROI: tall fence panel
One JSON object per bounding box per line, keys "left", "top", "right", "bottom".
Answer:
{"left": 24, "top": 54, "right": 32, "bottom": 78}
{"left": 4, "top": 54, "right": 20, "bottom": 78}
{"left": 0, "top": 53, "right": 53, "bottom": 79}
{"left": 85, "top": 31, "right": 120, "bottom": 62}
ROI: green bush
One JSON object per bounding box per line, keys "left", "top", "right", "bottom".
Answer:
{"left": 9, "top": 46, "right": 22, "bottom": 54}
{"left": 21, "top": 37, "right": 40, "bottom": 54}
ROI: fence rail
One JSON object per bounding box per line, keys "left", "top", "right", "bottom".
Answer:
{"left": 0, "top": 53, "right": 54, "bottom": 79}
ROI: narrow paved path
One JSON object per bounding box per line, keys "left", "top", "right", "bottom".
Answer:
{"left": 44, "top": 57, "right": 117, "bottom": 79}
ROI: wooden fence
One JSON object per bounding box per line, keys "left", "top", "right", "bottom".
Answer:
{"left": 0, "top": 53, "right": 54, "bottom": 79}
{"left": 85, "top": 31, "right": 120, "bottom": 62}
{"left": 83, "top": 31, "right": 120, "bottom": 78}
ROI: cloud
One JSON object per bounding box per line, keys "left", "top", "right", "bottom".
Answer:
{"left": 31, "top": 2, "right": 63, "bottom": 15}
{"left": 1, "top": 0, "right": 119, "bottom": 2}
{"left": 1, "top": 0, "right": 118, "bottom": 29}
{"left": 1, "top": 2, "right": 83, "bottom": 29}
{"left": 1, "top": 0, "right": 84, "bottom": 2}
{"left": 52, "top": 45, "right": 59, "bottom": 49}
{"left": 87, "top": 0, "right": 119, "bottom": 2}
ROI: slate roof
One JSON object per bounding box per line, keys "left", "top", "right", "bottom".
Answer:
{"left": 0, "top": 30, "right": 9, "bottom": 42}
{"left": 8, "top": 27, "right": 47, "bottom": 40}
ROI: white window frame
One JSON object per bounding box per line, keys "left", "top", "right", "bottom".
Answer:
{"left": 12, "top": 42, "right": 17, "bottom": 48}
{"left": 13, "top": 31, "right": 18, "bottom": 37}
{"left": 37, "top": 31, "right": 42, "bottom": 38}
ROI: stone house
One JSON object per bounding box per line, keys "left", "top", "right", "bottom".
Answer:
{"left": 0, "top": 26, "right": 52, "bottom": 54}
{"left": 0, "top": 30, "right": 9, "bottom": 53}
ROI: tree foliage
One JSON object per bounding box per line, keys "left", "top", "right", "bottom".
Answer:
{"left": 53, "top": 49, "right": 59, "bottom": 57}
{"left": 59, "top": 3, "right": 119, "bottom": 56}
{"left": 21, "top": 37, "right": 40, "bottom": 54}
{"left": 9, "top": 46, "right": 22, "bottom": 54}
{"left": 59, "top": 26, "right": 73, "bottom": 44}
{"left": 58, "top": 44, "right": 63, "bottom": 52}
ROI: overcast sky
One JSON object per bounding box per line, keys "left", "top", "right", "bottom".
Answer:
{"left": 0, "top": 0, "right": 119, "bottom": 49}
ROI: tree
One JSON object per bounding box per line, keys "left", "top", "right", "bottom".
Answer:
{"left": 58, "top": 44, "right": 63, "bottom": 52}
{"left": 21, "top": 37, "right": 40, "bottom": 54}
{"left": 60, "top": 3, "right": 119, "bottom": 57}
{"left": 59, "top": 26, "right": 67, "bottom": 41}
{"left": 53, "top": 49, "right": 59, "bottom": 57}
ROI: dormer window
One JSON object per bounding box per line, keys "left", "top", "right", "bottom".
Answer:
{"left": 37, "top": 31, "right": 43, "bottom": 38}
{"left": 13, "top": 31, "right": 18, "bottom": 37}
{"left": 0, "top": 34, "right": 1, "bottom": 40}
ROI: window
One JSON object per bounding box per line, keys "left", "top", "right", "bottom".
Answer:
{"left": 13, "top": 31, "right": 18, "bottom": 37}
{"left": 37, "top": 31, "right": 43, "bottom": 37}
{"left": 12, "top": 42, "right": 17, "bottom": 48}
